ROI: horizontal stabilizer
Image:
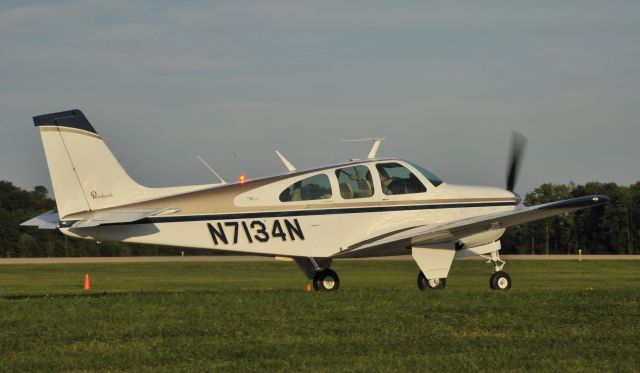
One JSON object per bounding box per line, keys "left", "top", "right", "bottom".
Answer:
{"left": 20, "top": 211, "right": 60, "bottom": 229}
{"left": 71, "top": 207, "right": 180, "bottom": 228}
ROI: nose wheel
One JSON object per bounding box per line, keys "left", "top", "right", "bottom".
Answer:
{"left": 417, "top": 272, "right": 446, "bottom": 291}
{"left": 490, "top": 271, "right": 512, "bottom": 290}
{"left": 313, "top": 269, "right": 340, "bottom": 291}
{"left": 483, "top": 250, "right": 512, "bottom": 290}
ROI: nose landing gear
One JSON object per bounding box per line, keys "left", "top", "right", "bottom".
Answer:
{"left": 484, "top": 250, "right": 512, "bottom": 290}
{"left": 490, "top": 271, "right": 512, "bottom": 290}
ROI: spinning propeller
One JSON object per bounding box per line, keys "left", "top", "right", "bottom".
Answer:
{"left": 505, "top": 131, "right": 527, "bottom": 201}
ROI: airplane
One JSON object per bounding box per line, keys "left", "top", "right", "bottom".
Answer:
{"left": 22, "top": 109, "right": 609, "bottom": 292}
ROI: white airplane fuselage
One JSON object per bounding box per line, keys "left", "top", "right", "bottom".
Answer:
{"left": 60, "top": 159, "right": 515, "bottom": 258}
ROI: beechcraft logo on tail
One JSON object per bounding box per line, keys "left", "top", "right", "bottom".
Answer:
{"left": 90, "top": 191, "right": 113, "bottom": 199}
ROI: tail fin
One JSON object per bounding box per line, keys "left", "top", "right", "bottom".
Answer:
{"left": 33, "top": 109, "right": 207, "bottom": 218}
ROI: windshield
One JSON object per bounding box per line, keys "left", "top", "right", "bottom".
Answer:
{"left": 376, "top": 162, "right": 426, "bottom": 195}
{"left": 407, "top": 161, "right": 443, "bottom": 187}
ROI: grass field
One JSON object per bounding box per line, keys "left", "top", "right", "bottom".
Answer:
{"left": 1, "top": 260, "right": 638, "bottom": 372}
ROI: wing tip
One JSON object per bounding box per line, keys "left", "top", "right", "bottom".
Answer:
{"left": 590, "top": 195, "right": 609, "bottom": 204}
{"left": 541, "top": 195, "right": 609, "bottom": 210}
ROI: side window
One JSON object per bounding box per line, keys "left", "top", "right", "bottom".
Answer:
{"left": 335, "top": 165, "right": 374, "bottom": 199}
{"left": 376, "top": 162, "right": 427, "bottom": 195}
{"left": 279, "top": 174, "right": 332, "bottom": 202}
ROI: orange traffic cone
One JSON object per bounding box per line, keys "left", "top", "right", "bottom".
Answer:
{"left": 83, "top": 273, "right": 91, "bottom": 291}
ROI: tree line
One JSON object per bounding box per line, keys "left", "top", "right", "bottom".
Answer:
{"left": 0, "top": 180, "right": 637, "bottom": 257}
{"left": 0, "top": 181, "right": 210, "bottom": 257}
{"left": 501, "top": 182, "right": 639, "bottom": 254}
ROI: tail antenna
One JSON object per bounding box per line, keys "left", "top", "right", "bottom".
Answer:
{"left": 340, "top": 138, "right": 386, "bottom": 159}
{"left": 196, "top": 155, "right": 226, "bottom": 184}
{"left": 275, "top": 150, "right": 297, "bottom": 172}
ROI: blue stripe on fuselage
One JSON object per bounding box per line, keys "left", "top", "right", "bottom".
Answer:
{"left": 143, "top": 201, "right": 516, "bottom": 224}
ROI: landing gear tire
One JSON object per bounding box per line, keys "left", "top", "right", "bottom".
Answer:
{"left": 313, "top": 269, "right": 340, "bottom": 291}
{"left": 489, "top": 271, "right": 512, "bottom": 290}
{"left": 417, "top": 272, "right": 446, "bottom": 291}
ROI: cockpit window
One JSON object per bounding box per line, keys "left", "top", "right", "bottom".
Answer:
{"left": 407, "top": 161, "right": 443, "bottom": 187}
{"left": 335, "top": 165, "right": 374, "bottom": 199}
{"left": 279, "top": 174, "right": 332, "bottom": 202}
{"left": 376, "top": 162, "right": 427, "bottom": 195}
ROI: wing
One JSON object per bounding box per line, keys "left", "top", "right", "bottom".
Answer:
{"left": 335, "top": 195, "right": 609, "bottom": 258}
{"left": 22, "top": 207, "right": 180, "bottom": 229}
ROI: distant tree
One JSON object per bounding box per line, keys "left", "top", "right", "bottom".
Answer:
{"left": 628, "top": 182, "right": 640, "bottom": 254}
{"left": 523, "top": 183, "right": 573, "bottom": 254}
{"left": 571, "top": 182, "right": 622, "bottom": 254}
{"left": 0, "top": 181, "right": 214, "bottom": 257}
{"left": 503, "top": 181, "right": 634, "bottom": 254}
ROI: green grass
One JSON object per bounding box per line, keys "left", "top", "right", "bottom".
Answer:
{"left": 1, "top": 260, "right": 638, "bottom": 372}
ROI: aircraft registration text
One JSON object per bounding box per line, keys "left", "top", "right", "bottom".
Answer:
{"left": 207, "top": 219, "right": 305, "bottom": 245}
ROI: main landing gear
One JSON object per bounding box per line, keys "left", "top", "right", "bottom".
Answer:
{"left": 295, "top": 257, "right": 340, "bottom": 292}
{"left": 417, "top": 272, "right": 446, "bottom": 291}
{"left": 485, "top": 251, "right": 512, "bottom": 290}
{"left": 313, "top": 269, "right": 340, "bottom": 291}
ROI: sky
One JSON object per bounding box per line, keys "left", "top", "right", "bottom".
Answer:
{"left": 1, "top": 0, "right": 639, "bottom": 197}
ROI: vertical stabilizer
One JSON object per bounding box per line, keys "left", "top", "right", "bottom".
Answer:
{"left": 33, "top": 109, "right": 209, "bottom": 218}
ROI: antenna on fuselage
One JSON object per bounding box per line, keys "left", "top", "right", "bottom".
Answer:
{"left": 196, "top": 155, "right": 226, "bottom": 184}
{"left": 341, "top": 138, "right": 386, "bottom": 159}
{"left": 274, "top": 150, "right": 297, "bottom": 172}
